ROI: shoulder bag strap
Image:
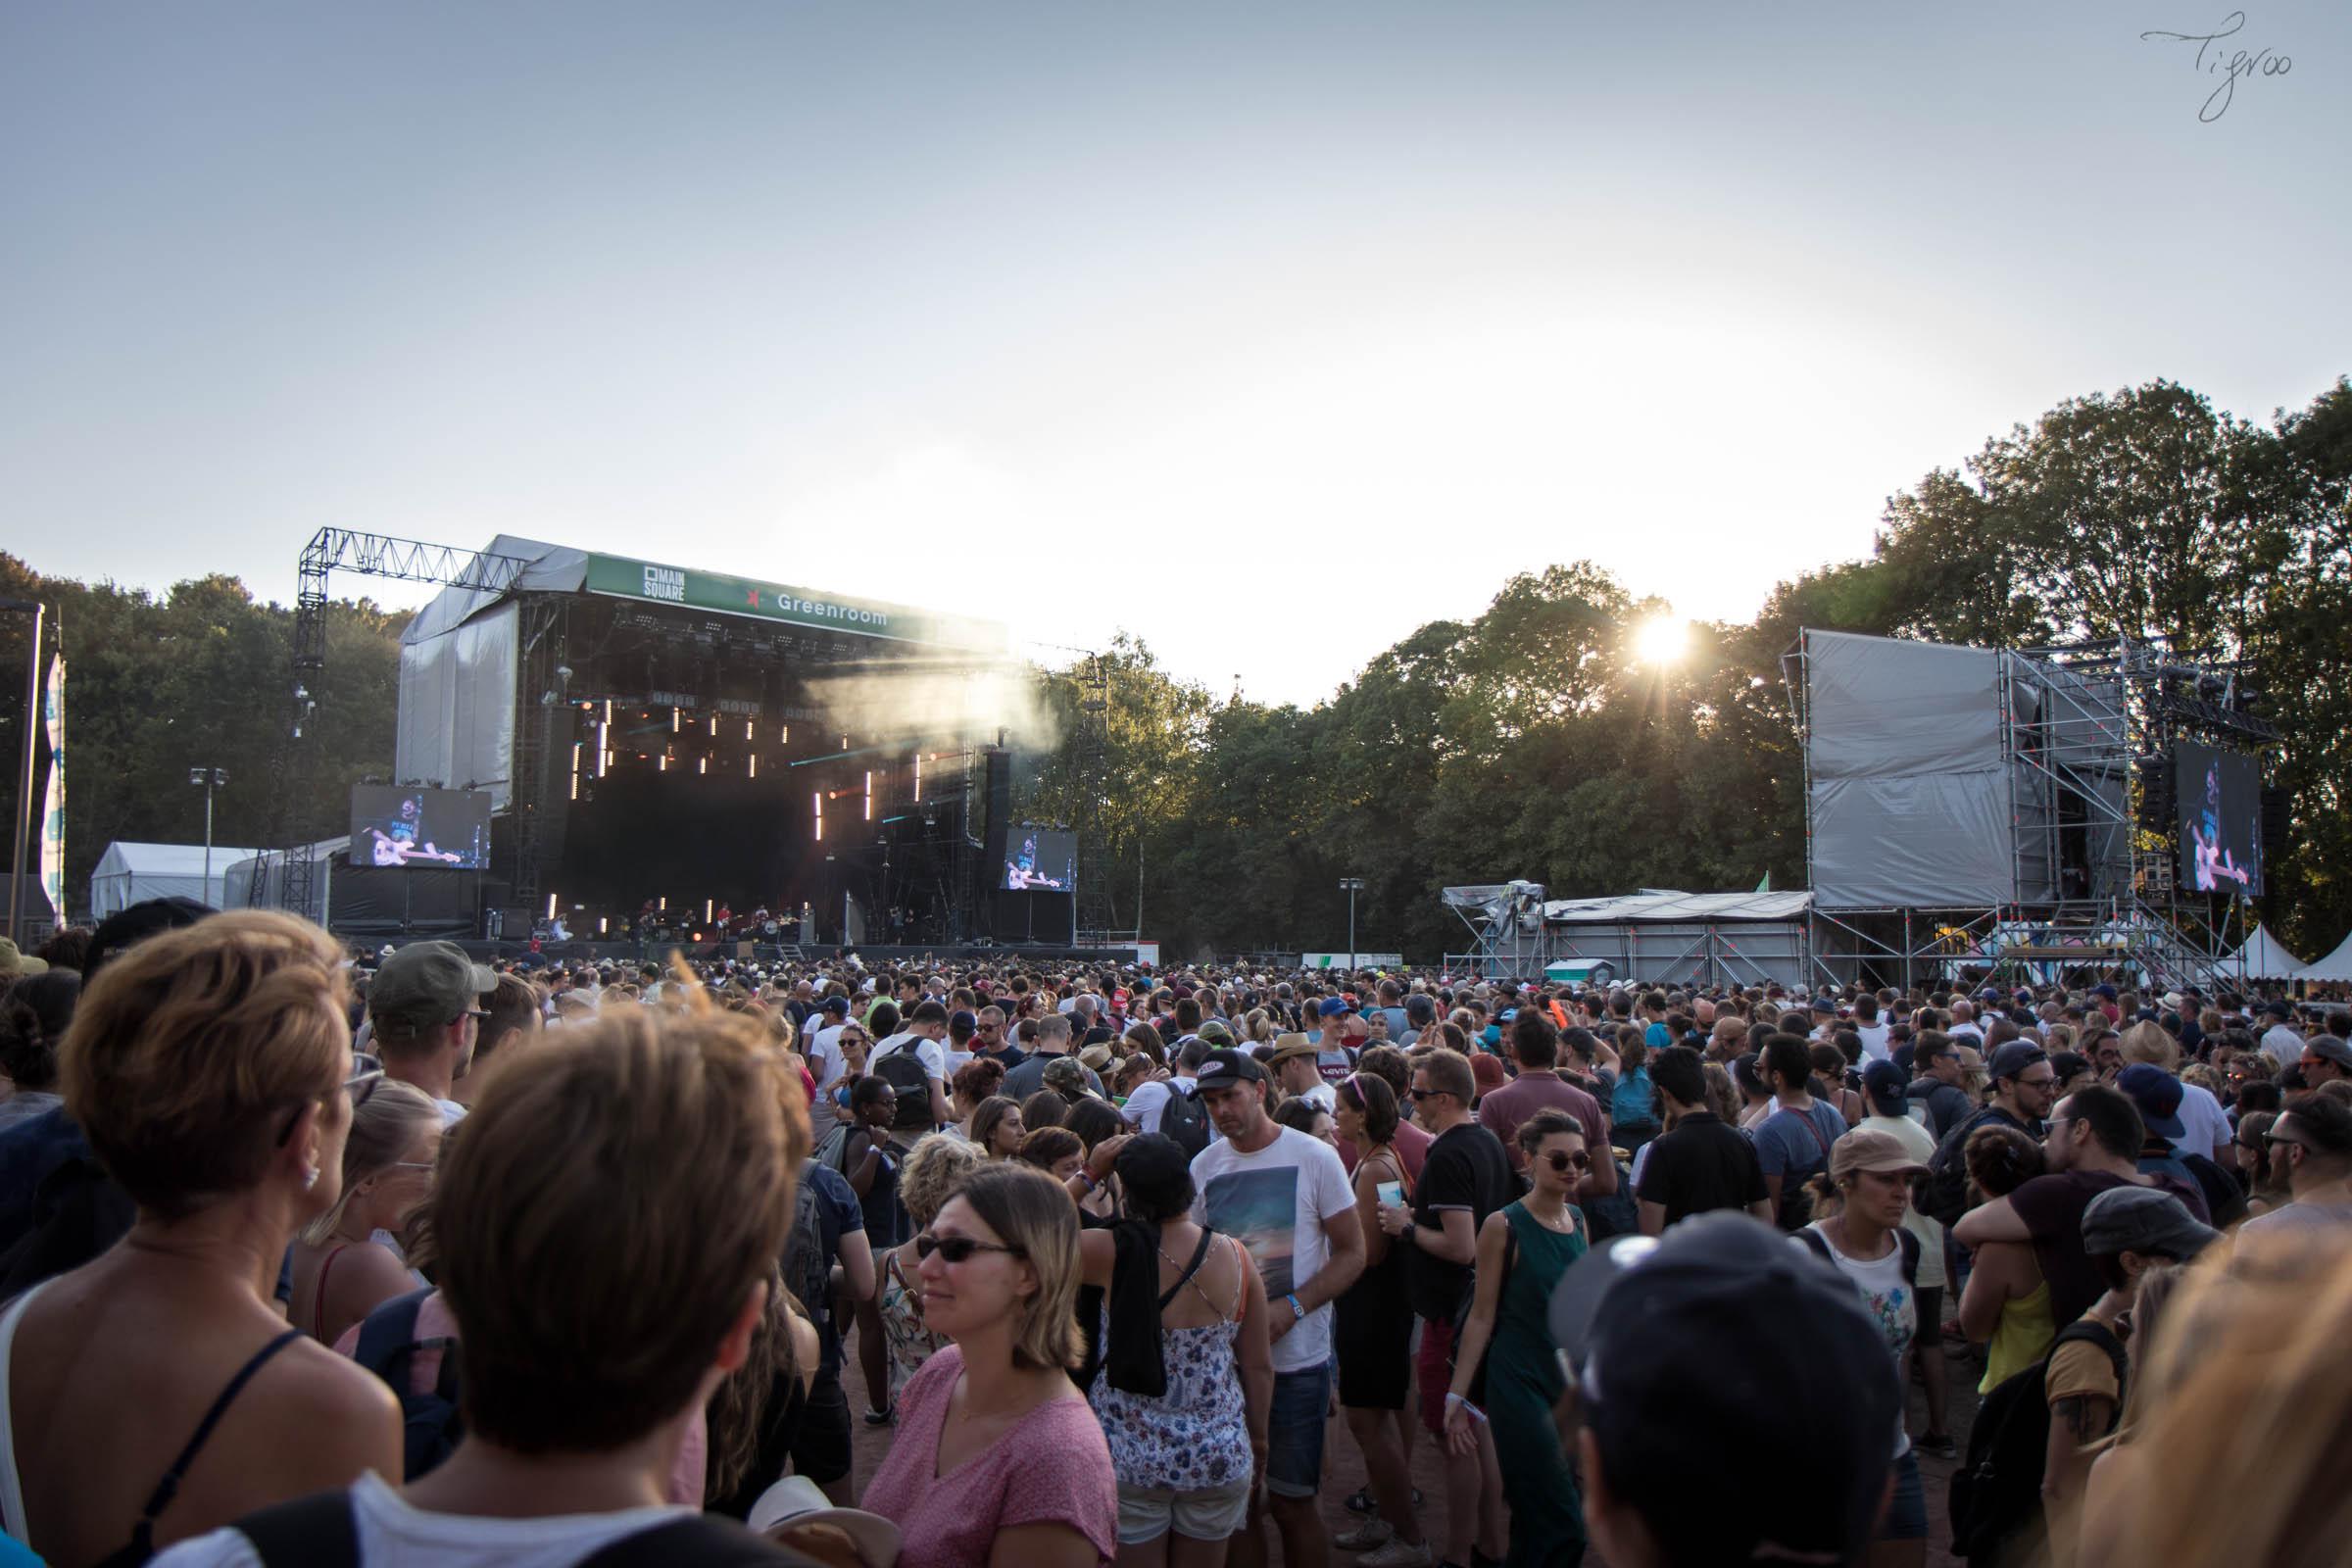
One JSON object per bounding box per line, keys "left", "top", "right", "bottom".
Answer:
{"left": 1158, "top": 1226, "right": 1217, "bottom": 1310}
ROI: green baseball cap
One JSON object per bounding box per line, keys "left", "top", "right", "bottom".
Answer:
{"left": 369, "top": 940, "right": 495, "bottom": 1033}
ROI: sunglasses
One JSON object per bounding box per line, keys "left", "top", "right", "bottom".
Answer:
{"left": 2264, "top": 1132, "right": 2307, "bottom": 1152}
{"left": 914, "top": 1232, "right": 1024, "bottom": 1264}
{"left": 1541, "top": 1149, "right": 1592, "bottom": 1173}
{"left": 1408, "top": 1086, "right": 1448, "bottom": 1102}
{"left": 276, "top": 1066, "right": 387, "bottom": 1148}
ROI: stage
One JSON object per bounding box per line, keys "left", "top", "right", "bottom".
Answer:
{"left": 435, "top": 941, "right": 1152, "bottom": 970}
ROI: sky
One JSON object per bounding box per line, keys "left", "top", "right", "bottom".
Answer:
{"left": 4, "top": 1, "right": 2346, "bottom": 705}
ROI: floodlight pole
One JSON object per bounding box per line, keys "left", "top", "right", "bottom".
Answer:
{"left": 190, "top": 767, "right": 227, "bottom": 899}
{"left": 1339, "top": 877, "right": 1366, "bottom": 969}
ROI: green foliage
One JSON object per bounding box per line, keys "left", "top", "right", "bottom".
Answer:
{"left": 6, "top": 376, "right": 2347, "bottom": 960}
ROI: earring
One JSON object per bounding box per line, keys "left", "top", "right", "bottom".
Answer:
{"left": 302, "top": 1166, "right": 320, "bottom": 1191}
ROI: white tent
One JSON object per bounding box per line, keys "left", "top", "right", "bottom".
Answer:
{"left": 2226, "top": 923, "right": 2308, "bottom": 981}
{"left": 2300, "top": 932, "right": 2352, "bottom": 984}
{"left": 89, "top": 841, "right": 262, "bottom": 918}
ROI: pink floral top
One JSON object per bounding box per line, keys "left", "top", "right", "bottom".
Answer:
{"left": 860, "top": 1344, "right": 1118, "bottom": 1566}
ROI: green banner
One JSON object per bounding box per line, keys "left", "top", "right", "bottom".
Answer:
{"left": 582, "top": 554, "right": 1002, "bottom": 651}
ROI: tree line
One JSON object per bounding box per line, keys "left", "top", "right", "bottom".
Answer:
{"left": 5, "top": 375, "right": 2346, "bottom": 962}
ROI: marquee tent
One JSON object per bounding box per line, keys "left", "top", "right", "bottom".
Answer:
{"left": 2300, "top": 932, "right": 2352, "bottom": 984}
{"left": 2225, "top": 923, "right": 2306, "bottom": 981}
{"left": 90, "top": 841, "right": 261, "bottom": 919}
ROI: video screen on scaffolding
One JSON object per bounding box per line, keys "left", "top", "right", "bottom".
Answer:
{"left": 2174, "top": 743, "right": 2262, "bottom": 898}
{"left": 349, "top": 786, "right": 493, "bottom": 870}
{"left": 1003, "top": 826, "right": 1077, "bottom": 892}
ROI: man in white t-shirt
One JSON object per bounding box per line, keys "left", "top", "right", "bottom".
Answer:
{"left": 869, "top": 1001, "right": 954, "bottom": 1126}
{"left": 1851, "top": 995, "right": 1892, "bottom": 1062}
{"left": 1191, "top": 1048, "right": 1363, "bottom": 1568}
{"left": 2258, "top": 1001, "right": 2306, "bottom": 1071}
{"left": 1946, "top": 999, "right": 1985, "bottom": 1045}
{"left": 1123, "top": 1036, "right": 1205, "bottom": 1135}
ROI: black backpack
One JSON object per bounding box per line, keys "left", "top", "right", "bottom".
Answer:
{"left": 1158, "top": 1084, "right": 1212, "bottom": 1158}
{"left": 1580, "top": 1157, "right": 1642, "bottom": 1243}
{"left": 1924, "top": 1107, "right": 2012, "bottom": 1228}
{"left": 349, "top": 1287, "right": 463, "bottom": 1481}
{"left": 782, "top": 1159, "right": 840, "bottom": 1343}
{"left": 1947, "top": 1319, "right": 2128, "bottom": 1561}
{"left": 870, "top": 1040, "right": 936, "bottom": 1132}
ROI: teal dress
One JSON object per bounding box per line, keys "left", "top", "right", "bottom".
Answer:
{"left": 1491, "top": 1201, "right": 1589, "bottom": 1568}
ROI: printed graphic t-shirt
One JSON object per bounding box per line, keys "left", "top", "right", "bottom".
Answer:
{"left": 1191, "top": 1125, "right": 1356, "bottom": 1374}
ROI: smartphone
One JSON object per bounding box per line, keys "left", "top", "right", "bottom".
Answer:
{"left": 1376, "top": 1181, "right": 1403, "bottom": 1208}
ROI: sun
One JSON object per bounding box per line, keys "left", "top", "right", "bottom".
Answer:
{"left": 1634, "top": 615, "right": 1689, "bottom": 666}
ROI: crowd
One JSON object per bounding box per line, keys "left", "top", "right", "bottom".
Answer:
{"left": 0, "top": 911, "right": 2347, "bottom": 1568}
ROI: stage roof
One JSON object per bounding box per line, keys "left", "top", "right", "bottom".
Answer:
{"left": 1542, "top": 890, "right": 1815, "bottom": 924}
{"left": 403, "top": 535, "right": 1009, "bottom": 655}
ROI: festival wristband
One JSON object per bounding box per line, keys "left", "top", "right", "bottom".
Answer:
{"left": 1286, "top": 1293, "right": 1305, "bottom": 1322}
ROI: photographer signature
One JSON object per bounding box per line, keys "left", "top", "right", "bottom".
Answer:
{"left": 2141, "top": 11, "right": 2291, "bottom": 122}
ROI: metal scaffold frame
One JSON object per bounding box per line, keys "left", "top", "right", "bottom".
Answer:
{"left": 1788, "top": 630, "right": 2268, "bottom": 995}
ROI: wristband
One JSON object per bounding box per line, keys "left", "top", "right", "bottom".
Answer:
{"left": 1073, "top": 1169, "right": 1098, "bottom": 1192}
{"left": 1286, "top": 1292, "right": 1305, "bottom": 1322}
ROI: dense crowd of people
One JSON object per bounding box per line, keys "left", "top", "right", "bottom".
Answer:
{"left": 0, "top": 910, "right": 2347, "bottom": 1567}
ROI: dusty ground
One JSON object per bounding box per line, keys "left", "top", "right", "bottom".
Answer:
{"left": 841, "top": 1321, "right": 1981, "bottom": 1565}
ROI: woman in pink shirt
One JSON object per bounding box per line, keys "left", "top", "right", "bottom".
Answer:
{"left": 860, "top": 1163, "right": 1117, "bottom": 1567}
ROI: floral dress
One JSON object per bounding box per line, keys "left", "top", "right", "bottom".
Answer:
{"left": 876, "top": 1249, "right": 947, "bottom": 1392}
{"left": 1087, "top": 1236, "right": 1252, "bottom": 1494}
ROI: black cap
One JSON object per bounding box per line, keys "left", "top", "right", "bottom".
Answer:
{"left": 1548, "top": 1213, "right": 1899, "bottom": 1565}
{"left": 2081, "top": 1185, "right": 2217, "bottom": 1261}
{"left": 1193, "top": 1048, "right": 1265, "bottom": 1092}
{"left": 1985, "top": 1041, "right": 2048, "bottom": 1083}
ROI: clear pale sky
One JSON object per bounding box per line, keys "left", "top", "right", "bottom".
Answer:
{"left": 5, "top": 2, "right": 2344, "bottom": 704}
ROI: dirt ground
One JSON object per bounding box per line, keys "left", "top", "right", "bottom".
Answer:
{"left": 840, "top": 1316, "right": 1984, "bottom": 1565}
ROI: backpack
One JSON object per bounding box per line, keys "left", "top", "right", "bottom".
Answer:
{"left": 348, "top": 1288, "right": 463, "bottom": 1481}
{"left": 812, "top": 1117, "right": 854, "bottom": 1174}
{"left": 1610, "top": 1066, "right": 1656, "bottom": 1131}
{"left": 1158, "top": 1083, "right": 1212, "bottom": 1158}
{"left": 782, "top": 1160, "right": 840, "bottom": 1345}
{"left": 234, "top": 1490, "right": 806, "bottom": 1567}
{"left": 1947, "top": 1319, "right": 2128, "bottom": 1561}
{"left": 1770, "top": 1106, "right": 1839, "bottom": 1232}
{"left": 870, "top": 1040, "right": 936, "bottom": 1132}
{"left": 1924, "top": 1106, "right": 2010, "bottom": 1228}
{"left": 1580, "top": 1157, "right": 1641, "bottom": 1243}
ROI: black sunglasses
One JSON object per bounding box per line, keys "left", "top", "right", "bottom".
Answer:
{"left": 1542, "top": 1149, "right": 1592, "bottom": 1173}
{"left": 914, "top": 1232, "right": 1024, "bottom": 1264}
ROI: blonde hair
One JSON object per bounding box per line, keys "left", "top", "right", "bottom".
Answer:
{"left": 62, "top": 910, "right": 349, "bottom": 1219}
{"left": 953, "top": 1163, "right": 1084, "bottom": 1371}
{"left": 900, "top": 1132, "right": 984, "bottom": 1228}
{"left": 2120, "top": 1020, "right": 2180, "bottom": 1072}
{"left": 299, "top": 1077, "right": 440, "bottom": 1245}
{"left": 2103, "top": 1237, "right": 2352, "bottom": 1566}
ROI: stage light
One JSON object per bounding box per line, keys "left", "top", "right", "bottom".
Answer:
{"left": 546, "top": 893, "right": 558, "bottom": 919}
{"left": 706, "top": 899, "right": 713, "bottom": 923}
{"left": 699, "top": 756, "right": 709, "bottom": 775}
{"left": 914, "top": 753, "right": 922, "bottom": 802}
{"left": 603, "top": 699, "right": 612, "bottom": 724}
{"left": 744, "top": 720, "right": 754, "bottom": 741}
{"left": 749, "top": 754, "right": 758, "bottom": 778}
{"left": 814, "top": 791, "right": 825, "bottom": 842}
{"left": 672, "top": 708, "right": 681, "bottom": 733}
{"left": 660, "top": 754, "right": 668, "bottom": 772}
{"left": 864, "top": 770, "right": 873, "bottom": 820}
{"left": 1634, "top": 616, "right": 1689, "bottom": 666}
{"left": 597, "top": 721, "right": 611, "bottom": 777}
{"left": 780, "top": 725, "right": 790, "bottom": 743}
{"left": 599, "top": 916, "right": 609, "bottom": 935}
{"left": 659, "top": 896, "right": 666, "bottom": 911}
{"left": 709, "top": 715, "right": 717, "bottom": 737}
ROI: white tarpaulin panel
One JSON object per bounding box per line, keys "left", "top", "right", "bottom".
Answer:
{"left": 89, "top": 840, "right": 263, "bottom": 917}
{"left": 2297, "top": 932, "right": 2352, "bottom": 983}
{"left": 2226, "top": 923, "right": 2306, "bottom": 980}
{"left": 396, "top": 601, "right": 518, "bottom": 811}
{"left": 1805, "top": 630, "right": 2012, "bottom": 908}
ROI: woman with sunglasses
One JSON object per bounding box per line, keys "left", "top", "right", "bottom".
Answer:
{"left": 288, "top": 1073, "right": 442, "bottom": 1345}
{"left": 2232, "top": 1109, "right": 2292, "bottom": 1218}
{"left": 1444, "top": 1107, "right": 1591, "bottom": 1567}
{"left": 862, "top": 1164, "right": 1118, "bottom": 1567}
{"left": 0, "top": 911, "right": 402, "bottom": 1563}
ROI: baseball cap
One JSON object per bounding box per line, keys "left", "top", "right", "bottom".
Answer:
{"left": 2304, "top": 1036, "right": 2352, "bottom": 1071}
{"left": 821, "top": 995, "right": 850, "bottom": 1015}
{"left": 1267, "top": 1033, "right": 1318, "bottom": 1065}
{"left": 2080, "top": 1185, "right": 2218, "bottom": 1261}
{"left": 369, "top": 940, "right": 495, "bottom": 1031}
{"left": 1042, "top": 1056, "right": 1091, "bottom": 1097}
{"left": 2261, "top": 999, "right": 2293, "bottom": 1019}
{"left": 1196, "top": 1019, "right": 1235, "bottom": 1048}
{"left": 748, "top": 1475, "right": 901, "bottom": 1568}
{"left": 1547, "top": 1213, "right": 1899, "bottom": 1565}
{"left": 1318, "top": 997, "right": 1353, "bottom": 1018}
{"left": 2094, "top": 983, "right": 2119, "bottom": 1001}
{"left": 1830, "top": 1127, "right": 1928, "bottom": 1180}
{"left": 1985, "top": 1042, "right": 2048, "bottom": 1084}
{"left": 1861, "top": 1060, "right": 1910, "bottom": 1118}
{"left": 2114, "top": 1063, "right": 2186, "bottom": 1139}
{"left": 1193, "top": 1048, "right": 1265, "bottom": 1092}
{"left": 1471, "top": 1053, "right": 1508, "bottom": 1094}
